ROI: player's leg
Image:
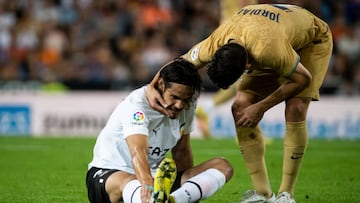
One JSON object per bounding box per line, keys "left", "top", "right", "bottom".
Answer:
{"left": 233, "top": 69, "right": 280, "bottom": 202}
{"left": 170, "top": 157, "right": 233, "bottom": 203}
{"left": 277, "top": 25, "right": 333, "bottom": 200}
{"left": 106, "top": 171, "right": 140, "bottom": 203}
{"left": 86, "top": 167, "right": 138, "bottom": 203}
{"left": 232, "top": 91, "right": 275, "bottom": 202}
{"left": 278, "top": 97, "right": 311, "bottom": 198}
{"left": 195, "top": 107, "right": 211, "bottom": 139}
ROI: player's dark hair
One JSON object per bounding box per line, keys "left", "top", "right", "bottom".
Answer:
{"left": 207, "top": 43, "right": 247, "bottom": 89}
{"left": 160, "top": 58, "right": 202, "bottom": 98}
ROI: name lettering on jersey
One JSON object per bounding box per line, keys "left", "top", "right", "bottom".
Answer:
{"left": 149, "top": 146, "right": 170, "bottom": 157}
{"left": 237, "top": 8, "right": 280, "bottom": 23}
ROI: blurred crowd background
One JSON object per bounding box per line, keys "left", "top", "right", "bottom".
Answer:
{"left": 0, "top": 0, "right": 359, "bottom": 95}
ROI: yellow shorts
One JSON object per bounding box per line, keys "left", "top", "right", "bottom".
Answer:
{"left": 238, "top": 27, "right": 333, "bottom": 101}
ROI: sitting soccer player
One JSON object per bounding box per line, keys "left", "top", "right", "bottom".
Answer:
{"left": 86, "top": 59, "right": 233, "bottom": 203}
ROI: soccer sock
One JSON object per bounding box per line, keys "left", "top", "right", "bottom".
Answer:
{"left": 170, "top": 168, "right": 226, "bottom": 203}
{"left": 236, "top": 125, "right": 272, "bottom": 197}
{"left": 122, "top": 179, "right": 142, "bottom": 203}
{"left": 279, "top": 121, "right": 308, "bottom": 196}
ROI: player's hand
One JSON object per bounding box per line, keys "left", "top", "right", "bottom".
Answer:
{"left": 236, "top": 104, "right": 264, "bottom": 128}
{"left": 145, "top": 83, "right": 172, "bottom": 117}
{"left": 141, "top": 185, "right": 153, "bottom": 203}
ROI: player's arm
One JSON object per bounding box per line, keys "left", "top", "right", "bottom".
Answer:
{"left": 126, "top": 134, "right": 153, "bottom": 202}
{"left": 258, "top": 62, "right": 312, "bottom": 109}
{"left": 171, "top": 134, "right": 193, "bottom": 172}
{"left": 237, "top": 62, "right": 311, "bottom": 127}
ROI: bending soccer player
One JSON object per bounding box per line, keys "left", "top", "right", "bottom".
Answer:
{"left": 86, "top": 59, "right": 233, "bottom": 203}
{"left": 146, "top": 4, "right": 333, "bottom": 203}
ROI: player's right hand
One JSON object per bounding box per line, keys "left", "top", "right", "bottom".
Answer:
{"left": 146, "top": 83, "right": 172, "bottom": 117}
{"left": 140, "top": 185, "right": 153, "bottom": 203}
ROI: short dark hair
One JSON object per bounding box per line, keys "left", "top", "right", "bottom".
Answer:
{"left": 207, "top": 43, "right": 247, "bottom": 89}
{"left": 160, "top": 58, "right": 202, "bottom": 98}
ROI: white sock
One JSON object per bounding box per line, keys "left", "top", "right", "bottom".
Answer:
{"left": 171, "top": 168, "right": 226, "bottom": 203}
{"left": 122, "top": 179, "right": 142, "bottom": 203}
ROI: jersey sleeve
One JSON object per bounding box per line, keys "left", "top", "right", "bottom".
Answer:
{"left": 181, "top": 26, "right": 231, "bottom": 69}
{"left": 181, "top": 40, "right": 212, "bottom": 69}
{"left": 121, "top": 105, "right": 150, "bottom": 138}
{"left": 252, "top": 38, "right": 299, "bottom": 77}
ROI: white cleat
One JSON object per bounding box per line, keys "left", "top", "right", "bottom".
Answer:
{"left": 274, "top": 192, "right": 296, "bottom": 203}
{"left": 239, "top": 190, "right": 276, "bottom": 203}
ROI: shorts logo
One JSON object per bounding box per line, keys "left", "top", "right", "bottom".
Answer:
{"left": 93, "top": 169, "right": 109, "bottom": 178}
{"left": 190, "top": 45, "right": 200, "bottom": 61}
{"left": 133, "top": 111, "right": 145, "bottom": 122}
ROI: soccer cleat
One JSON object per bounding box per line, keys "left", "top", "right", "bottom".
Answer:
{"left": 239, "top": 190, "right": 276, "bottom": 203}
{"left": 151, "top": 158, "right": 177, "bottom": 203}
{"left": 274, "top": 192, "right": 296, "bottom": 203}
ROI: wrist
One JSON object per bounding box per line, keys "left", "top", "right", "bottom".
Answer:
{"left": 143, "top": 185, "right": 154, "bottom": 192}
{"left": 141, "top": 178, "right": 154, "bottom": 187}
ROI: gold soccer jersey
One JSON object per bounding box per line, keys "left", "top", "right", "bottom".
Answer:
{"left": 182, "top": 4, "right": 331, "bottom": 79}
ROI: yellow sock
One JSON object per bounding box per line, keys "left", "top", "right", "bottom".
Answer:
{"left": 279, "top": 121, "right": 308, "bottom": 196}
{"left": 236, "top": 125, "right": 272, "bottom": 197}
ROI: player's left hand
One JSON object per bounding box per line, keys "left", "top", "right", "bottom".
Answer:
{"left": 141, "top": 185, "right": 153, "bottom": 203}
{"left": 236, "top": 104, "right": 264, "bottom": 128}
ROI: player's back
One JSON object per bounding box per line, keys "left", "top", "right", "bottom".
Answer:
{"left": 227, "top": 4, "right": 328, "bottom": 49}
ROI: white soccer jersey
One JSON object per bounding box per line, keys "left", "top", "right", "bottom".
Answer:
{"left": 88, "top": 86, "right": 196, "bottom": 176}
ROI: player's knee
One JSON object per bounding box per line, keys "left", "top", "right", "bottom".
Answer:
{"left": 208, "top": 157, "right": 234, "bottom": 181}
{"left": 285, "top": 98, "right": 310, "bottom": 120}
{"left": 232, "top": 94, "right": 254, "bottom": 115}
{"left": 107, "top": 183, "right": 123, "bottom": 202}
{"left": 287, "top": 101, "right": 306, "bottom": 113}
{"left": 231, "top": 100, "right": 246, "bottom": 119}
{"left": 182, "top": 158, "right": 233, "bottom": 182}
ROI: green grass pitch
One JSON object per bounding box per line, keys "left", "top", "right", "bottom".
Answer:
{"left": 0, "top": 136, "right": 359, "bottom": 203}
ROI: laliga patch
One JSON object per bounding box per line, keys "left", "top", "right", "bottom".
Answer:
{"left": 132, "top": 111, "right": 145, "bottom": 125}
{"left": 190, "top": 45, "right": 200, "bottom": 62}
